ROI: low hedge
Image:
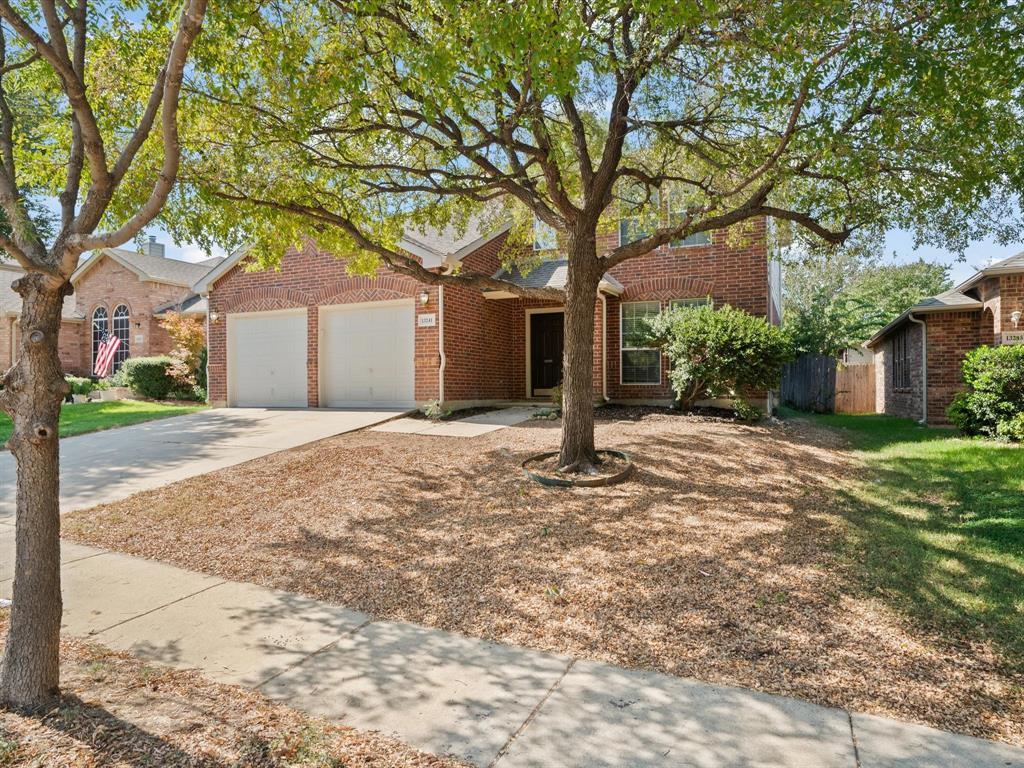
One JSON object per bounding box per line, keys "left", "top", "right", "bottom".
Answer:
{"left": 119, "top": 356, "right": 177, "bottom": 400}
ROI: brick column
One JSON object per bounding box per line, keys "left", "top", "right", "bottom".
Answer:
{"left": 307, "top": 306, "right": 319, "bottom": 408}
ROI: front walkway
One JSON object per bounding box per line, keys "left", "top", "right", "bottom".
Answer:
{"left": 1, "top": 536, "right": 1020, "bottom": 767}
{"left": 0, "top": 407, "right": 405, "bottom": 523}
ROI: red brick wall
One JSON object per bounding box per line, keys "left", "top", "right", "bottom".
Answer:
{"left": 441, "top": 234, "right": 516, "bottom": 402}
{"left": 998, "top": 273, "right": 1024, "bottom": 339}
{"left": 874, "top": 323, "right": 925, "bottom": 420}
{"left": 925, "top": 311, "right": 982, "bottom": 423}
{"left": 206, "top": 243, "right": 435, "bottom": 407}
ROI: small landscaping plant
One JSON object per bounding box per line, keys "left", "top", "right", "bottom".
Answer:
{"left": 421, "top": 399, "right": 451, "bottom": 420}
{"left": 946, "top": 345, "right": 1024, "bottom": 440}
{"left": 645, "top": 303, "right": 793, "bottom": 416}
{"left": 64, "top": 376, "right": 94, "bottom": 397}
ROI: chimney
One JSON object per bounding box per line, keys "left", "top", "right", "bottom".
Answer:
{"left": 143, "top": 235, "right": 165, "bottom": 258}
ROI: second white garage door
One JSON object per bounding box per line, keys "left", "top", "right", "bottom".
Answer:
{"left": 227, "top": 309, "right": 309, "bottom": 408}
{"left": 320, "top": 300, "right": 416, "bottom": 407}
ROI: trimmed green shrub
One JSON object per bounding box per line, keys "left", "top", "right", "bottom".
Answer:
{"left": 946, "top": 345, "right": 1024, "bottom": 439}
{"left": 64, "top": 375, "right": 94, "bottom": 396}
{"left": 119, "top": 356, "right": 177, "bottom": 400}
{"left": 645, "top": 303, "right": 794, "bottom": 415}
{"left": 168, "top": 384, "right": 207, "bottom": 402}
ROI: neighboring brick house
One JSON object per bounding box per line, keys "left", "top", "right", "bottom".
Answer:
{"left": 866, "top": 252, "right": 1024, "bottom": 424}
{"left": 63, "top": 237, "right": 223, "bottom": 376}
{"left": 2, "top": 239, "right": 225, "bottom": 378}
{"left": 196, "top": 214, "right": 779, "bottom": 410}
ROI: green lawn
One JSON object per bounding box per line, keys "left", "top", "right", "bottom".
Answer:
{"left": 0, "top": 400, "right": 206, "bottom": 446}
{"left": 794, "top": 409, "right": 1024, "bottom": 669}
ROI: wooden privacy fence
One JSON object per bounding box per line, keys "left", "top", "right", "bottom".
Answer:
{"left": 781, "top": 353, "right": 876, "bottom": 414}
{"left": 835, "top": 363, "right": 876, "bottom": 414}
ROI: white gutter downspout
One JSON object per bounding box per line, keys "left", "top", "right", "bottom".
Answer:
{"left": 907, "top": 313, "right": 928, "bottom": 424}
{"left": 437, "top": 283, "right": 446, "bottom": 406}
{"left": 599, "top": 292, "right": 609, "bottom": 402}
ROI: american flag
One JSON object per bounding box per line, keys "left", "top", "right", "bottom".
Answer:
{"left": 93, "top": 333, "right": 122, "bottom": 378}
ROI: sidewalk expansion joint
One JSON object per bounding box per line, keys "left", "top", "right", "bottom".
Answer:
{"left": 847, "top": 711, "right": 862, "bottom": 768}
{"left": 89, "top": 579, "right": 229, "bottom": 637}
{"left": 256, "top": 617, "right": 375, "bottom": 690}
{"left": 487, "top": 657, "right": 575, "bottom": 768}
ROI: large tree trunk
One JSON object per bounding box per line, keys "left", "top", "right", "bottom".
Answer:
{"left": 0, "top": 273, "right": 69, "bottom": 710}
{"left": 558, "top": 235, "right": 602, "bottom": 472}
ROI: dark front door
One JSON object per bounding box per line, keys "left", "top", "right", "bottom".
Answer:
{"left": 530, "top": 312, "right": 564, "bottom": 395}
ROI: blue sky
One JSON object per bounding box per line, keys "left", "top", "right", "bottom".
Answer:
{"left": 883, "top": 229, "right": 1020, "bottom": 286}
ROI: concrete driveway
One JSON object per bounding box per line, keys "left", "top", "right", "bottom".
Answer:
{"left": 0, "top": 408, "right": 405, "bottom": 523}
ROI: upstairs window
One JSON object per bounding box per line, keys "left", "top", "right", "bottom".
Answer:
{"left": 618, "top": 190, "right": 659, "bottom": 246}
{"left": 533, "top": 217, "right": 558, "bottom": 251}
{"left": 112, "top": 304, "right": 131, "bottom": 372}
{"left": 91, "top": 307, "right": 108, "bottom": 369}
{"left": 666, "top": 188, "right": 711, "bottom": 247}
{"left": 620, "top": 301, "right": 661, "bottom": 385}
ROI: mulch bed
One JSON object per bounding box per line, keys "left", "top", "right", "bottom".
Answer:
{"left": 0, "top": 613, "right": 465, "bottom": 767}
{"left": 64, "top": 411, "right": 1024, "bottom": 746}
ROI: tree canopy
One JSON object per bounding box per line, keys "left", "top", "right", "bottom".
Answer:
{"left": 171, "top": 0, "right": 1024, "bottom": 280}
{"left": 783, "top": 244, "right": 953, "bottom": 356}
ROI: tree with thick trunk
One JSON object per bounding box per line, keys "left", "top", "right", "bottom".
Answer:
{"left": 0, "top": 0, "right": 208, "bottom": 710}
{"left": 175, "top": 0, "right": 1021, "bottom": 472}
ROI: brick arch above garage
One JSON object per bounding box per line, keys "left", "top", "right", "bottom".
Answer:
{"left": 221, "top": 286, "right": 311, "bottom": 314}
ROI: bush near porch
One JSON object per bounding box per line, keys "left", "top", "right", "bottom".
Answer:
{"left": 947, "top": 345, "right": 1024, "bottom": 440}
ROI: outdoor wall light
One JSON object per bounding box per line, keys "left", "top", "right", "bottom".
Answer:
{"left": 419, "top": 291, "right": 430, "bottom": 305}
{"left": 209, "top": 311, "right": 220, "bottom": 323}
{"left": 1012, "top": 309, "right": 1022, "bottom": 329}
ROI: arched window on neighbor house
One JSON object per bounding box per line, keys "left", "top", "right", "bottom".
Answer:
{"left": 112, "top": 304, "right": 131, "bottom": 372}
{"left": 91, "top": 307, "right": 108, "bottom": 370}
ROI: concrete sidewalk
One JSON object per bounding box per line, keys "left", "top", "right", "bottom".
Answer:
{"left": 1, "top": 536, "right": 1021, "bottom": 768}
{"left": 372, "top": 406, "right": 543, "bottom": 438}
{"left": 0, "top": 407, "right": 404, "bottom": 523}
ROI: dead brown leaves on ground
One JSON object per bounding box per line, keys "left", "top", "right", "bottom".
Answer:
{"left": 0, "top": 614, "right": 466, "bottom": 767}
{"left": 64, "top": 411, "right": 1024, "bottom": 746}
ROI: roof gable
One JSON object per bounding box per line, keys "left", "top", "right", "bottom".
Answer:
{"left": 72, "top": 248, "right": 224, "bottom": 288}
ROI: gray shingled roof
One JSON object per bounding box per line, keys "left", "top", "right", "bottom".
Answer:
{"left": 74, "top": 248, "right": 225, "bottom": 287}
{"left": 400, "top": 211, "right": 510, "bottom": 262}
{"left": 153, "top": 293, "right": 208, "bottom": 316}
{"left": 0, "top": 264, "right": 83, "bottom": 320}
{"left": 492, "top": 258, "right": 625, "bottom": 294}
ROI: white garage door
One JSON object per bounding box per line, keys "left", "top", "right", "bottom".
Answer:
{"left": 227, "top": 310, "right": 308, "bottom": 407}
{"left": 320, "top": 300, "right": 415, "bottom": 407}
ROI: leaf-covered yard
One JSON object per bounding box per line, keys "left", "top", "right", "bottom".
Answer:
{"left": 64, "top": 407, "right": 1024, "bottom": 745}
{"left": 0, "top": 400, "right": 205, "bottom": 446}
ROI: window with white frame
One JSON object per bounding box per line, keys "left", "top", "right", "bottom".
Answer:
{"left": 112, "top": 304, "right": 131, "bottom": 372}
{"left": 666, "top": 188, "right": 711, "bottom": 247}
{"left": 620, "top": 301, "right": 661, "bottom": 384}
{"left": 533, "top": 217, "right": 558, "bottom": 251}
{"left": 91, "top": 306, "right": 108, "bottom": 369}
{"left": 669, "top": 297, "right": 713, "bottom": 311}
{"left": 618, "top": 190, "right": 658, "bottom": 246}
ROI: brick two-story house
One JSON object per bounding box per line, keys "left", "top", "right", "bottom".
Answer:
{"left": 1, "top": 238, "right": 223, "bottom": 378}
{"left": 867, "top": 252, "right": 1024, "bottom": 423}
{"left": 195, "top": 215, "right": 780, "bottom": 411}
